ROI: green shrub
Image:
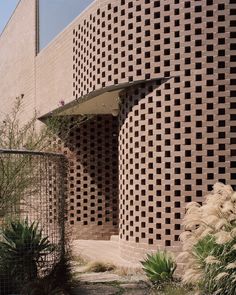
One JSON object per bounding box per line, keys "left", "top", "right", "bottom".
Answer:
{"left": 0, "top": 96, "right": 56, "bottom": 217}
{"left": 0, "top": 219, "right": 54, "bottom": 290}
{"left": 179, "top": 183, "right": 236, "bottom": 295}
{"left": 141, "top": 250, "right": 176, "bottom": 284}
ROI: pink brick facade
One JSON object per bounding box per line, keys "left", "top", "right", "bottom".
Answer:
{"left": 0, "top": 0, "right": 236, "bottom": 262}
{"left": 0, "top": 0, "right": 36, "bottom": 117}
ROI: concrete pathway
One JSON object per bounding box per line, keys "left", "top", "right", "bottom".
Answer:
{"left": 71, "top": 239, "right": 150, "bottom": 295}
{"left": 70, "top": 240, "right": 192, "bottom": 295}
{"left": 72, "top": 239, "right": 141, "bottom": 269}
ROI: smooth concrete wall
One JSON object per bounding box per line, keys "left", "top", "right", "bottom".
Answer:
{"left": 35, "top": 24, "right": 73, "bottom": 117}
{"left": 0, "top": 0, "right": 36, "bottom": 118}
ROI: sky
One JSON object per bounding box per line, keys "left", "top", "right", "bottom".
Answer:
{"left": 39, "top": 0, "right": 94, "bottom": 50}
{"left": 0, "top": 0, "right": 94, "bottom": 49}
{"left": 0, "top": 0, "right": 19, "bottom": 34}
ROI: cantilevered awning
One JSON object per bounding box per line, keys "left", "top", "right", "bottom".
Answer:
{"left": 39, "top": 78, "right": 165, "bottom": 120}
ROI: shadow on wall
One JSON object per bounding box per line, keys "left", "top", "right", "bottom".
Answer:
{"left": 119, "top": 79, "right": 169, "bottom": 126}
{"left": 58, "top": 114, "right": 119, "bottom": 240}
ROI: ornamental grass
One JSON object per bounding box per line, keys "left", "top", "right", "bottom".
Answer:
{"left": 179, "top": 183, "right": 236, "bottom": 295}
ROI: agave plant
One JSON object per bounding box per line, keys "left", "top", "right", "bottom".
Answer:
{"left": 0, "top": 219, "right": 54, "bottom": 287}
{"left": 141, "top": 250, "right": 176, "bottom": 284}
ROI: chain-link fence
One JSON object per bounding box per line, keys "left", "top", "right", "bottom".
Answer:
{"left": 0, "top": 149, "right": 67, "bottom": 295}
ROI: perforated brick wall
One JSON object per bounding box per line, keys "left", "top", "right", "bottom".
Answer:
{"left": 72, "top": 0, "right": 159, "bottom": 99}
{"left": 1, "top": 0, "right": 236, "bottom": 262}
{"left": 68, "top": 0, "right": 236, "bottom": 260}
{"left": 70, "top": 0, "right": 235, "bottom": 261}
{"left": 59, "top": 115, "right": 119, "bottom": 240}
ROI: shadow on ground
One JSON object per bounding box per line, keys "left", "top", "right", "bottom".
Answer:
{"left": 72, "top": 282, "right": 150, "bottom": 295}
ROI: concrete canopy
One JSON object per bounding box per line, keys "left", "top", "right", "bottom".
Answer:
{"left": 38, "top": 78, "right": 164, "bottom": 120}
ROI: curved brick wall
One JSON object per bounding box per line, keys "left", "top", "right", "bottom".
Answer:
{"left": 70, "top": 0, "right": 236, "bottom": 261}
{"left": 72, "top": 0, "right": 160, "bottom": 98}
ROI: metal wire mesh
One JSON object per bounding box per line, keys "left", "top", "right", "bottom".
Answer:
{"left": 0, "top": 149, "right": 67, "bottom": 294}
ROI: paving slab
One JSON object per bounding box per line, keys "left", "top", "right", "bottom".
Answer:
{"left": 120, "top": 282, "right": 151, "bottom": 295}
{"left": 77, "top": 272, "right": 146, "bottom": 282}
{"left": 72, "top": 284, "right": 121, "bottom": 295}
{"left": 78, "top": 272, "right": 126, "bottom": 283}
